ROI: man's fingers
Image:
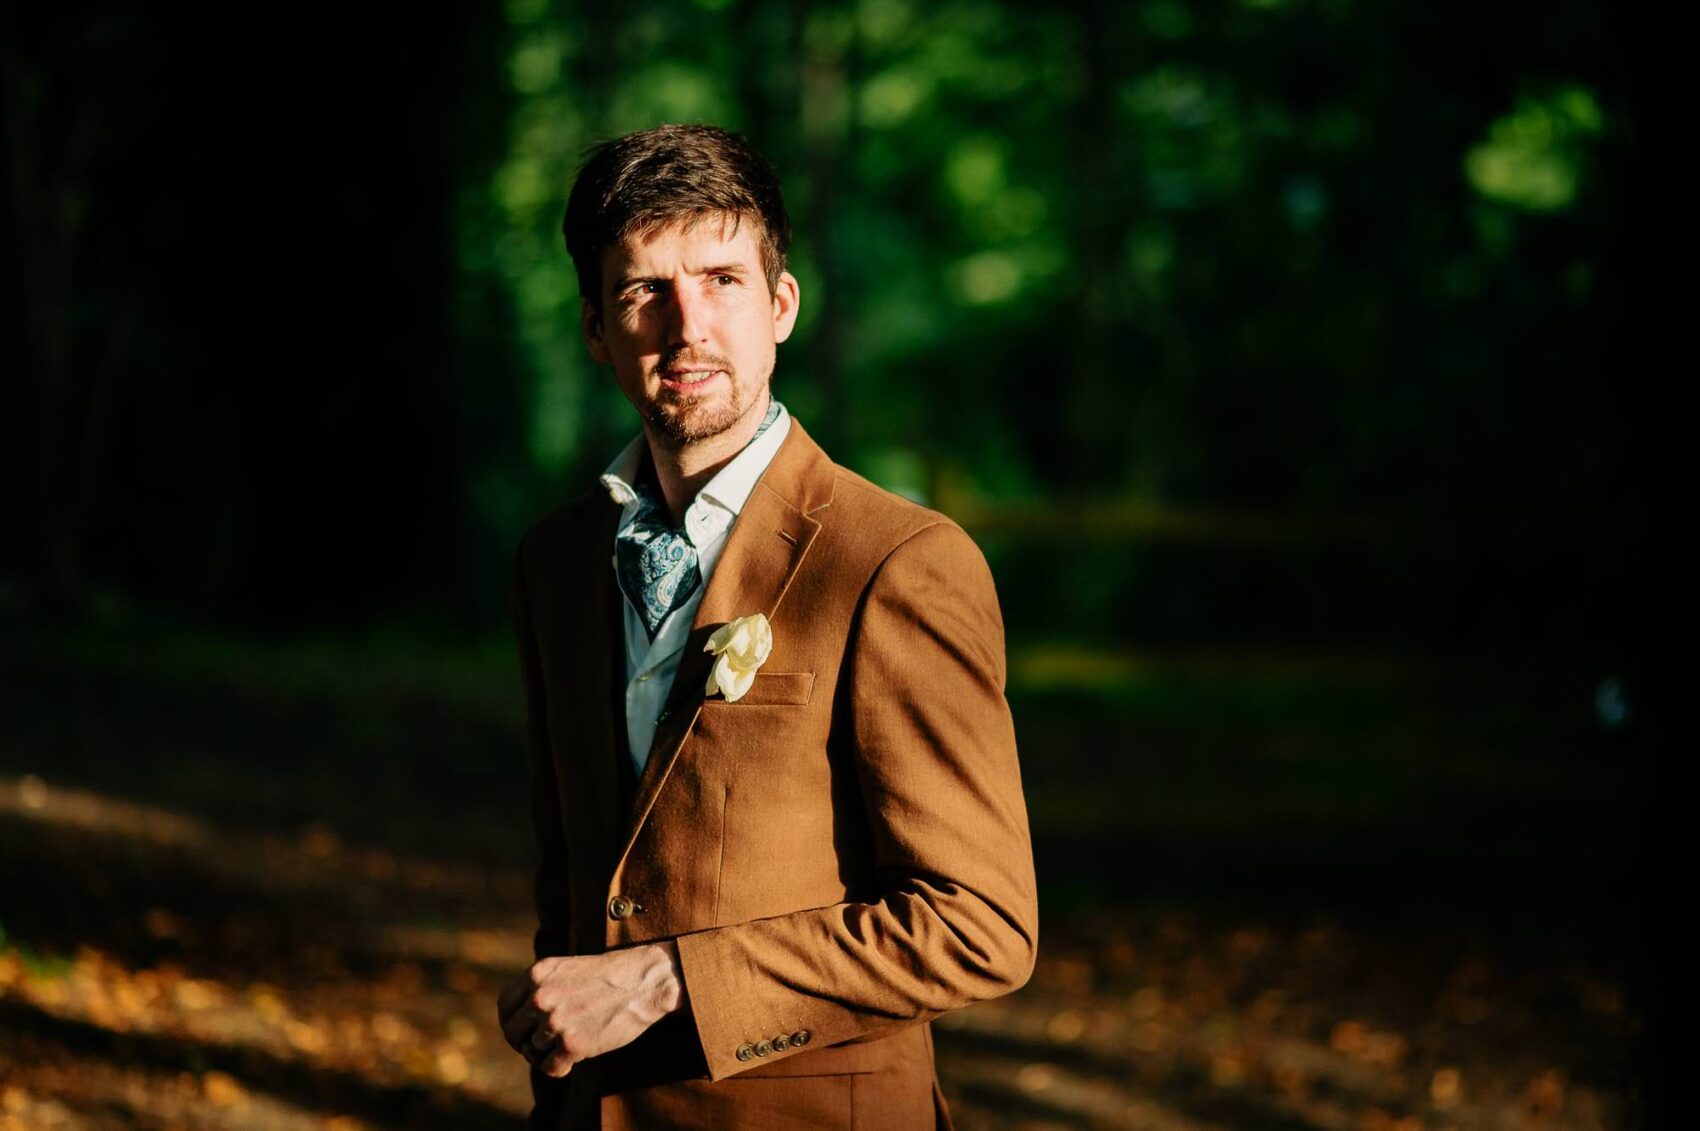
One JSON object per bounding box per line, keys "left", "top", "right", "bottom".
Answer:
{"left": 528, "top": 1022, "right": 558, "bottom": 1052}
{"left": 502, "top": 1001, "right": 547, "bottom": 1053}
{"left": 542, "top": 1046, "right": 576, "bottom": 1078}
{"left": 516, "top": 1027, "right": 572, "bottom": 1077}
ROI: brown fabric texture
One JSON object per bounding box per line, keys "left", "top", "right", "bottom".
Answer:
{"left": 508, "top": 416, "right": 1040, "bottom": 1130}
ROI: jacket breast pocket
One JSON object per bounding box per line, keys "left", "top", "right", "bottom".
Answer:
{"left": 701, "top": 670, "right": 815, "bottom": 707}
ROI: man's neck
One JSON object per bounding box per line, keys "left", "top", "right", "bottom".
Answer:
{"left": 643, "top": 392, "right": 772, "bottom": 527}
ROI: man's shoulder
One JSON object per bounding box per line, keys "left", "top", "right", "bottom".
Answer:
{"left": 821, "top": 463, "right": 1006, "bottom": 665}
{"left": 514, "top": 485, "right": 606, "bottom": 566}
{"left": 821, "top": 463, "right": 986, "bottom": 574}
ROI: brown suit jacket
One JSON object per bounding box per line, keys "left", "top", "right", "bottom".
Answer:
{"left": 508, "top": 416, "right": 1039, "bottom": 1130}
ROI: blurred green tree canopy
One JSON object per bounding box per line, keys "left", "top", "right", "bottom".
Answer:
{"left": 3, "top": 0, "right": 1638, "bottom": 659}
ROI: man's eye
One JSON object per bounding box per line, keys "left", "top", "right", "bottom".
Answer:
{"left": 715, "top": 274, "right": 737, "bottom": 286}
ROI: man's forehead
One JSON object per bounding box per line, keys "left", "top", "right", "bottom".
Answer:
{"left": 606, "top": 213, "right": 761, "bottom": 272}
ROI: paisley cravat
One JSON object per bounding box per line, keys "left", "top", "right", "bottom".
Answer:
{"left": 615, "top": 400, "right": 781, "bottom": 640}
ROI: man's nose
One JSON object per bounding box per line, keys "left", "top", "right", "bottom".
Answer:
{"left": 664, "top": 283, "right": 711, "bottom": 345}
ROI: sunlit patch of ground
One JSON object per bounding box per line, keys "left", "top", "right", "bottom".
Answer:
{"left": 2, "top": 774, "right": 1636, "bottom": 1130}
{"left": 2, "top": 775, "right": 527, "bottom": 1129}
{"left": 935, "top": 910, "right": 1631, "bottom": 1130}
{"left": 0, "top": 629, "right": 1640, "bottom": 1129}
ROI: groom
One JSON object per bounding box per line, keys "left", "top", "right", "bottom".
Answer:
{"left": 497, "top": 124, "right": 1039, "bottom": 1130}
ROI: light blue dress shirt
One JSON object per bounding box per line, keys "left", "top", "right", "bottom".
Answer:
{"left": 598, "top": 400, "right": 793, "bottom": 777}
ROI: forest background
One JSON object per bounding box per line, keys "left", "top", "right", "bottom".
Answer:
{"left": 2, "top": 1, "right": 1650, "bottom": 1128}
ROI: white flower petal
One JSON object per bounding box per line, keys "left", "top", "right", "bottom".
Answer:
{"left": 704, "top": 613, "right": 774, "bottom": 697}
{"left": 716, "top": 653, "right": 744, "bottom": 696}
{"left": 721, "top": 664, "right": 757, "bottom": 701}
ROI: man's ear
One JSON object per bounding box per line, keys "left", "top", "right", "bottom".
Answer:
{"left": 771, "top": 271, "right": 801, "bottom": 345}
{"left": 580, "top": 298, "right": 610, "bottom": 364}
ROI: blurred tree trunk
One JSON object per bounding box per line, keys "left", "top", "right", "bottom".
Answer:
{"left": 1062, "top": 0, "right": 1133, "bottom": 493}
{"left": 3, "top": 10, "right": 138, "bottom": 619}
{"left": 796, "top": 3, "right": 858, "bottom": 446}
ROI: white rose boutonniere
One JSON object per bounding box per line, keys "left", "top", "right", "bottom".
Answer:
{"left": 703, "top": 612, "right": 773, "bottom": 702}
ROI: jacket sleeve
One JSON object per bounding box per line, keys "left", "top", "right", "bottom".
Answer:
{"left": 672, "top": 519, "right": 1040, "bottom": 1080}
{"left": 509, "top": 532, "right": 573, "bottom": 1127}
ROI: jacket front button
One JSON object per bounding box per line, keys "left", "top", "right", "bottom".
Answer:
{"left": 772, "top": 1034, "right": 791, "bottom": 1051}
{"left": 791, "top": 1029, "right": 810, "bottom": 1047}
{"left": 608, "top": 894, "right": 634, "bottom": 919}
{"left": 754, "top": 1039, "right": 773, "bottom": 1057}
{"left": 735, "top": 1043, "right": 755, "bottom": 1062}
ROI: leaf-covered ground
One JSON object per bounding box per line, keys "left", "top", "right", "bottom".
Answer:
{"left": 0, "top": 629, "right": 1641, "bottom": 1129}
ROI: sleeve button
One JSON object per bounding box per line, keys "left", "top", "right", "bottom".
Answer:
{"left": 791, "top": 1029, "right": 810, "bottom": 1046}
{"left": 608, "top": 894, "right": 634, "bottom": 919}
{"left": 772, "top": 1034, "right": 791, "bottom": 1051}
{"left": 735, "top": 1043, "right": 755, "bottom": 1062}
{"left": 754, "top": 1039, "right": 773, "bottom": 1057}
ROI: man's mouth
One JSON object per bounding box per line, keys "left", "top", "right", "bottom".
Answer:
{"left": 660, "top": 369, "right": 723, "bottom": 390}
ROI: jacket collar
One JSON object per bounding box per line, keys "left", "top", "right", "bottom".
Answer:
{"left": 597, "top": 399, "right": 793, "bottom": 521}
{"left": 578, "top": 413, "right": 838, "bottom": 871}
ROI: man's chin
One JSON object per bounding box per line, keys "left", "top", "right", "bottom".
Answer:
{"left": 647, "top": 401, "right": 741, "bottom": 446}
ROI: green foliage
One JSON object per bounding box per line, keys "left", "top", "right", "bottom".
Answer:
{"left": 449, "top": 0, "right": 1627, "bottom": 653}
{"left": 477, "top": 0, "right": 1620, "bottom": 520}
{"left": 1465, "top": 84, "right": 1606, "bottom": 212}
{"left": 5, "top": 0, "right": 1626, "bottom": 648}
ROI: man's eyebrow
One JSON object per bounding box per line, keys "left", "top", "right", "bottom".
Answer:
{"left": 613, "top": 264, "right": 752, "bottom": 290}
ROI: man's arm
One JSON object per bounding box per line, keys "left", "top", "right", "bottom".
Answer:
{"left": 673, "top": 519, "right": 1041, "bottom": 1080}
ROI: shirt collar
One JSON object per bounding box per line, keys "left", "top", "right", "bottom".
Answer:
{"left": 598, "top": 400, "right": 792, "bottom": 521}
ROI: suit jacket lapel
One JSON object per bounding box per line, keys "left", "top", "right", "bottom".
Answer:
{"left": 574, "top": 495, "right": 624, "bottom": 873}
{"left": 611, "top": 416, "right": 838, "bottom": 872}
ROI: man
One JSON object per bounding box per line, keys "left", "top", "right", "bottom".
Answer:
{"left": 497, "top": 123, "right": 1039, "bottom": 1130}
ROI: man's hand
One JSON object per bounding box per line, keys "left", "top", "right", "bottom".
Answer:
{"left": 496, "top": 940, "right": 685, "bottom": 1078}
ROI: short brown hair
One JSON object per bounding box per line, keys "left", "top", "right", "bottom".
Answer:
{"left": 562, "top": 124, "right": 791, "bottom": 313}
